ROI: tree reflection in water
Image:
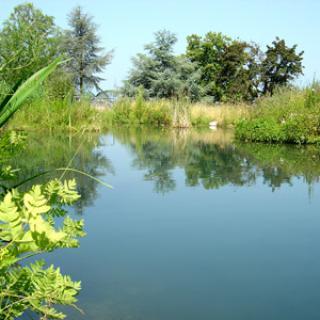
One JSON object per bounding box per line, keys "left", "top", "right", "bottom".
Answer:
{"left": 8, "top": 128, "right": 320, "bottom": 201}
{"left": 113, "top": 127, "right": 320, "bottom": 194}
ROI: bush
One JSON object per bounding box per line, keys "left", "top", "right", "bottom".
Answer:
{"left": 235, "top": 86, "right": 320, "bottom": 144}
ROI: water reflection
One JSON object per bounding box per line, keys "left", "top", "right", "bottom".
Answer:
{"left": 113, "top": 128, "right": 320, "bottom": 193}
{"left": 8, "top": 132, "right": 114, "bottom": 213}
{"left": 8, "top": 128, "right": 320, "bottom": 203}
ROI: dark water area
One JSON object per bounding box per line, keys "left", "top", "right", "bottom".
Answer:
{"left": 10, "top": 128, "right": 320, "bottom": 320}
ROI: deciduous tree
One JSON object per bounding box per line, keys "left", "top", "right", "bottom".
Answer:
{"left": 0, "top": 3, "right": 59, "bottom": 86}
{"left": 186, "top": 32, "right": 259, "bottom": 101}
{"left": 261, "top": 37, "right": 304, "bottom": 95}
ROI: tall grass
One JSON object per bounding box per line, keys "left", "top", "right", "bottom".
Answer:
{"left": 9, "top": 94, "right": 250, "bottom": 131}
{"left": 235, "top": 85, "right": 320, "bottom": 144}
{"left": 102, "top": 98, "right": 250, "bottom": 130}
{"left": 110, "top": 97, "right": 173, "bottom": 127}
{"left": 9, "top": 95, "right": 108, "bottom": 132}
{"left": 191, "top": 102, "right": 251, "bottom": 127}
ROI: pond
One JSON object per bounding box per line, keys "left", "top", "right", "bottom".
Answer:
{"left": 10, "top": 128, "right": 320, "bottom": 320}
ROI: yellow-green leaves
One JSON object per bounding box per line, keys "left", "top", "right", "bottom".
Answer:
{"left": 0, "top": 192, "right": 23, "bottom": 241}
{"left": 46, "top": 178, "right": 81, "bottom": 204}
{"left": 24, "top": 185, "right": 51, "bottom": 217}
{"left": 1, "top": 260, "right": 82, "bottom": 319}
{"left": 59, "top": 179, "right": 81, "bottom": 204}
{"left": 0, "top": 179, "right": 84, "bottom": 318}
{"left": 0, "top": 180, "right": 83, "bottom": 251}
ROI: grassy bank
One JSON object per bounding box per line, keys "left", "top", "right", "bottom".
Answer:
{"left": 235, "top": 85, "right": 320, "bottom": 144}
{"left": 7, "top": 94, "right": 251, "bottom": 132}
{"left": 7, "top": 84, "right": 320, "bottom": 144}
{"left": 108, "top": 98, "right": 250, "bottom": 128}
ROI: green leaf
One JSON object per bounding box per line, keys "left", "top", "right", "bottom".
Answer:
{"left": 0, "top": 58, "right": 62, "bottom": 127}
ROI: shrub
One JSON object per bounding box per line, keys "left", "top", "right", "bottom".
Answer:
{"left": 235, "top": 86, "right": 320, "bottom": 144}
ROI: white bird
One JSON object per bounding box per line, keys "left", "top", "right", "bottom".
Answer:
{"left": 209, "top": 121, "right": 218, "bottom": 130}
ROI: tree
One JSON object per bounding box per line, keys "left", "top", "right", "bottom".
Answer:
{"left": 123, "top": 30, "right": 179, "bottom": 98}
{"left": 186, "top": 32, "right": 260, "bottom": 102}
{"left": 261, "top": 37, "right": 304, "bottom": 95}
{"left": 175, "top": 55, "right": 203, "bottom": 101}
{"left": 0, "top": 3, "right": 59, "bottom": 86}
{"left": 186, "top": 32, "right": 305, "bottom": 101}
{"left": 123, "top": 30, "right": 202, "bottom": 100}
{"left": 186, "top": 32, "right": 230, "bottom": 100}
{"left": 218, "top": 40, "right": 263, "bottom": 101}
{"left": 63, "top": 6, "right": 113, "bottom": 95}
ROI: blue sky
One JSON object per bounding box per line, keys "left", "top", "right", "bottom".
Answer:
{"left": 1, "top": 0, "right": 319, "bottom": 89}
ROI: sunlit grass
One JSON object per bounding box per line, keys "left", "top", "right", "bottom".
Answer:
{"left": 191, "top": 102, "right": 251, "bottom": 127}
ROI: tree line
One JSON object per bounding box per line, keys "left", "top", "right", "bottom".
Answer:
{"left": 0, "top": 3, "right": 304, "bottom": 103}
{"left": 124, "top": 30, "right": 304, "bottom": 102}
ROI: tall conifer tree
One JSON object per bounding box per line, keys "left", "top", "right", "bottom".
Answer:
{"left": 63, "top": 6, "right": 112, "bottom": 95}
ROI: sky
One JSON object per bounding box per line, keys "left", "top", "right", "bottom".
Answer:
{"left": 1, "top": 0, "right": 319, "bottom": 90}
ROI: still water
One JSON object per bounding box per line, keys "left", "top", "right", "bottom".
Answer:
{"left": 11, "top": 128, "right": 320, "bottom": 319}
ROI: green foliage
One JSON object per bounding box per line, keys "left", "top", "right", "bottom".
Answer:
{"left": 8, "top": 93, "right": 251, "bottom": 131}
{"left": 141, "top": 102, "right": 172, "bottom": 127}
{"left": 0, "top": 3, "right": 59, "bottom": 87}
{"left": 1, "top": 260, "right": 81, "bottom": 319}
{"left": 0, "top": 3, "right": 112, "bottom": 99}
{"left": 62, "top": 6, "right": 113, "bottom": 94}
{"left": 5, "top": 131, "right": 113, "bottom": 214}
{"left": 190, "top": 112, "right": 213, "bottom": 127}
{"left": 261, "top": 37, "right": 304, "bottom": 95}
{"left": 124, "top": 31, "right": 304, "bottom": 103}
{"left": 236, "top": 118, "right": 287, "bottom": 143}
{"left": 186, "top": 32, "right": 232, "bottom": 100}
{"left": 44, "top": 68, "right": 75, "bottom": 100}
{"left": 8, "top": 95, "right": 108, "bottom": 132}
{"left": 0, "top": 178, "right": 84, "bottom": 319}
{"left": 0, "top": 58, "right": 88, "bottom": 319}
{"left": 235, "top": 86, "right": 320, "bottom": 144}
{"left": 131, "top": 87, "right": 147, "bottom": 124}
{"left": 110, "top": 97, "right": 172, "bottom": 127}
{"left": 185, "top": 32, "right": 259, "bottom": 101}
{"left": 219, "top": 41, "right": 260, "bottom": 101}
{"left": 304, "top": 82, "right": 320, "bottom": 109}
{"left": 0, "top": 109, "right": 84, "bottom": 320}
{"left": 107, "top": 99, "right": 247, "bottom": 129}
{"left": 0, "top": 104, "right": 87, "bottom": 319}
{"left": 0, "top": 58, "right": 62, "bottom": 128}
{"left": 123, "top": 30, "right": 202, "bottom": 100}
{"left": 185, "top": 32, "right": 304, "bottom": 102}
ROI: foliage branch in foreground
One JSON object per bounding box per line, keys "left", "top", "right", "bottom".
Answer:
{"left": 0, "top": 176, "right": 85, "bottom": 319}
